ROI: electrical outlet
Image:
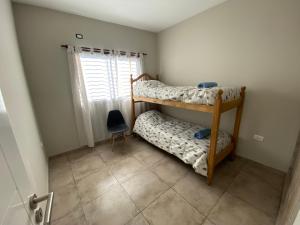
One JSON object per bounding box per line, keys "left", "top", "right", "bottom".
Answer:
{"left": 253, "top": 134, "right": 264, "bottom": 142}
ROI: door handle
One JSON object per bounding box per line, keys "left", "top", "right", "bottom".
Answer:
{"left": 29, "top": 192, "right": 54, "bottom": 225}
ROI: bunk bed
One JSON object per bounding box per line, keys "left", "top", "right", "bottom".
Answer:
{"left": 130, "top": 73, "right": 246, "bottom": 184}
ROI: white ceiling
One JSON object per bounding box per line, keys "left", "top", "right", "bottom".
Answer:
{"left": 12, "top": 0, "right": 228, "bottom": 32}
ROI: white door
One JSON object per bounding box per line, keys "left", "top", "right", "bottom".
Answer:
{"left": 0, "top": 90, "right": 50, "bottom": 225}
{"left": 0, "top": 145, "right": 32, "bottom": 225}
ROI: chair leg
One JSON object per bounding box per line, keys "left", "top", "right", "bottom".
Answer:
{"left": 111, "top": 134, "right": 115, "bottom": 150}
{"left": 123, "top": 132, "right": 127, "bottom": 143}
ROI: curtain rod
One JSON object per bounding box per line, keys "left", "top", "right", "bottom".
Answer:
{"left": 60, "top": 44, "right": 147, "bottom": 56}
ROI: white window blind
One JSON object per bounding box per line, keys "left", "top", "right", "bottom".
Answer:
{"left": 80, "top": 54, "right": 142, "bottom": 101}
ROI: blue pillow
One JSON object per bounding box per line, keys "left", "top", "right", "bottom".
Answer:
{"left": 194, "top": 128, "right": 211, "bottom": 139}
{"left": 198, "top": 82, "right": 218, "bottom": 89}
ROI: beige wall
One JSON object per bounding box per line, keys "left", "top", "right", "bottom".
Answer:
{"left": 0, "top": 0, "right": 48, "bottom": 194}
{"left": 13, "top": 3, "right": 158, "bottom": 156}
{"left": 158, "top": 0, "right": 300, "bottom": 171}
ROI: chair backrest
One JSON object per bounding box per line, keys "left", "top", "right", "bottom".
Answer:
{"left": 107, "top": 110, "right": 126, "bottom": 128}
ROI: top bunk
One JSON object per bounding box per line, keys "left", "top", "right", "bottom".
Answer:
{"left": 130, "top": 73, "right": 246, "bottom": 113}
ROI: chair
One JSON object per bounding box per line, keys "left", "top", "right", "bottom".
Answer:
{"left": 107, "top": 110, "right": 128, "bottom": 146}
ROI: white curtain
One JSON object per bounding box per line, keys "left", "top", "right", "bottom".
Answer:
{"left": 67, "top": 46, "right": 95, "bottom": 147}
{"left": 67, "top": 46, "right": 144, "bottom": 147}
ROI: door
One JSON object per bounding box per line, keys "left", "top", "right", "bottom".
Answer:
{"left": 0, "top": 145, "right": 32, "bottom": 225}
{"left": 0, "top": 90, "right": 51, "bottom": 225}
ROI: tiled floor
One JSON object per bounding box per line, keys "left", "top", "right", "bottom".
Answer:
{"left": 49, "top": 136, "right": 285, "bottom": 225}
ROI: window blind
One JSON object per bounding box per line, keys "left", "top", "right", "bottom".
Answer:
{"left": 80, "top": 54, "right": 141, "bottom": 101}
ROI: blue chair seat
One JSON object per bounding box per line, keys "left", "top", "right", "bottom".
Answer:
{"left": 108, "top": 123, "right": 128, "bottom": 134}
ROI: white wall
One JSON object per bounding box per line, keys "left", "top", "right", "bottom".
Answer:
{"left": 158, "top": 0, "right": 300, "bottom": 171}
{"left": 13, "top": 3, "right": 158, "bottom": 156}
{"left": 294, "top": 211, "right": 300, "bottom": 225}
{"left": 0, "top": 0, "right": 48, "bottom": 194}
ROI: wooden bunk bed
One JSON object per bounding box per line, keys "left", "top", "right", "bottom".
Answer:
{"left": 130, "top": 73, "right": 246, "bottom": 184}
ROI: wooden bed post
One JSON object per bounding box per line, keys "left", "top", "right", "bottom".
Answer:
{"left": 154, "top": 74, "right": 161, "bottom": 112}
{"left": 231, "top": 86, "right": 246, "bottom": 158}
{"left": 130, "top": 74, "right": 136, "bottom": 132}
{"left": 207, "top": 90, "right": 223, "bottom": 185}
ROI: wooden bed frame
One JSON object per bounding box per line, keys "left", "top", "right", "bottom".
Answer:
{"left": 130, "top": 73, "right": 246, "bottom": 184}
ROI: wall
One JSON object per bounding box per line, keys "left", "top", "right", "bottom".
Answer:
{"left": 0, "top": 0, "right": 48, "bottom": 195}
{"left": 293, "top": 211, "right": 300, "bottom": 225}
{"left": 13, "top": 3, "right": 158, "bottom": 156}
{"left": 158, "top": 0, "right": 300, "bottom": 171}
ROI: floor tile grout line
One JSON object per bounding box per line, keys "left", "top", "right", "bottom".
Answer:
{"left": 68, "top": 147, "right": 102, "bottom": 224}
{"left": 71, "top": 158, "right": 90, "bottom": 225}
{"left": 108, "top": 165, "right": 142, "bottom": 221}
{"left": 123, "top": 211, "right": 150, "bottom": 225}
{"left": 225, "top": 163, "right": 280, "bottom": 220}
{"left": 204, "top": 158, "right": 278, "bottom": 224}
{"left": 139, "top": 184, "right": 174, "bottom": 213}
{"left": 225, "top": 191, "right": 278, "bottom": 221}
{"left": 50, "top": 140, "right": 281, "bottom": 225}
{"left": 170, "top": 186, "right": 207, "bottom": 221}
{"left": 240, "top": 169, "right": 284, "bottom": 193}
{"left": 116, "top": 167, "right": 173, "bottom": 214}
{"left": 241, "top": 160, "right": 285, "bottom": 192}
{"left": 49, "top": 160, "right": 90, "bottom": 224}
{"left": 200, "top": 162, "right": 247, "bottom": 223}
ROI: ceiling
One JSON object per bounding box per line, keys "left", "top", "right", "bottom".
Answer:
{"left": 12, "top": 0, "right": 228, "bottom": 32}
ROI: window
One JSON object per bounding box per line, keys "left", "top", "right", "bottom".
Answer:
{"left": 80, "top": 54, "right": 142, "bottom": 102}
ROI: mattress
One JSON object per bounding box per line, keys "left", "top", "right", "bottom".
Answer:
{"left": 133, "top": 110, "right": 231, "bottom": 176}
{"left": 133, "top": 80, "right": 240, "bottom": 105}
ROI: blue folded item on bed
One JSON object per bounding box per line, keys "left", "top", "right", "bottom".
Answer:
{"left": 197, "top": 82, "right": 218, "bottom": 89}
{"left": 194, "top": 128, "right": 211, "bottom": 139}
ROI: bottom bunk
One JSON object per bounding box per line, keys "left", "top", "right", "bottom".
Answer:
{"left": 133, "top": 110, "right": 232, "bottom": 176}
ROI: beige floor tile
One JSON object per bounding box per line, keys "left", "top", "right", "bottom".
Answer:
{"left": 49, "top": 166, "right": 74, "bottom": 191}
{"left": 208, "top": 193, "right": 274, "bottom": 225}
{"left": 51, "top": 184, "right": 81, "bottom": 221}
{"left": 49, "top": 153, "right": 69, "bottom": 165}
{"left": 76, "top": 168, "right": 118, "bottom": 204}
{"left": 242, "top": 160, "right": 285, "bottom": 191}
{"left": 97, "top": 144, "right": 130, "bottom": 164}
{"left": 49, "top": 154, "right": 71, "bottom": 175}
{"left": 212, "top": 157, "right": 246, "bottom": 189}
{"left": 83, "top": 184, "right": 138, "bottom": 225}
{"left": 143, "top": 189, "right": 204, "bottom": 225}
{"left": 51, "top": 206, "right": 87, "bottom": 225}
{"left": 67, "top": 147, "right": 95, "bottom": 163}
{"left": 126, "top": 213, "right": 149, "bottom": 225}
{"left": 202, "top": 219, "right": 216, "bottom": 225}
{"left": 173, "top": 172, "right": 223, "bottom": 215}
{"left": 228, "top": 171, "right": 281, "bottom": 217}
{"left": 151, "top": 156, "right": 189, "bottom": 186}
{"left": 132, "top": 144, "right": 166, "bottom": 167}
{"left": 71, "top": 152, "right": 106, "bottom": 181}
{"left": 49, "top": 141, "right": 281, "bottom": 225}
{"left": 122, "top": 170, "right": 169, "bottom": 210}
{"left": 109, "top": 156, "right": 146, "bottom": 183}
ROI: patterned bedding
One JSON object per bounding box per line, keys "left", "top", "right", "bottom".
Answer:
{"left": 133, "top": 110, "right": 231, "bottom": 176}
{"left": 133, "top": 80, "right": 240, "bottom": 105}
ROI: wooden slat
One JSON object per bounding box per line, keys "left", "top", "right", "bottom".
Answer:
{"left": 221, "top": 99, "right": 241, "bottom": 112}
{"left": 207, "top": 90, "right": 223, "bottom": 185}
{"left": 133, "top": 96, "right": 214, "bottom": 113}
{"left": 231, "top": 86, "right": 246, "bottom": 158}
{"left": 215, "top": 142, "right": 235, "bottom": 165}
{"left": 132, "top": 73, "right": 156, "bottom": 82}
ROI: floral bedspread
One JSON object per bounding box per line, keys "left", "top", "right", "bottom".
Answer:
{"left": 133, "top": 110, "right": 231, "bottom": 176}
{"left": 133, "top": 80, "right": 240, "bottom": 105}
